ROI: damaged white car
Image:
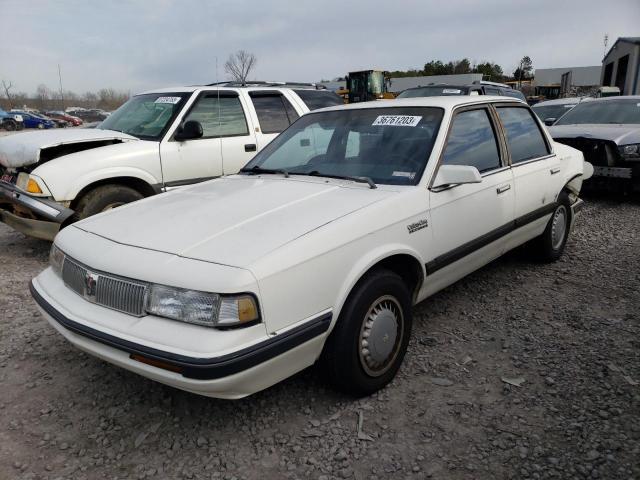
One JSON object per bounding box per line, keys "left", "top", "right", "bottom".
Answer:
{"left": 32, "top": 97, "right": 591, "bottom": 399}
{"left": 0, "top": 85, "right": 342, "bottom": 240}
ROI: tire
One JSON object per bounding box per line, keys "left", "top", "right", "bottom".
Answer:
{"left": 3, "top": 120, "right": 16, "bottom": 131}
{"left": 320, "top": 269, "right": 413, "bottom": 396}
{"left": 74, "top": 185, "right": 144, "bottom": 221}
{"left": 529, "top": 191, "right": 571, "bottom": 262}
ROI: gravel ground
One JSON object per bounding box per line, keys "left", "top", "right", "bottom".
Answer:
{"left": 0, "top": 196, "right": 638, "bottom": 480}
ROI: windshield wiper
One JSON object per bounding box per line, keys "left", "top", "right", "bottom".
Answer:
{"left": 239, "top": 165, "right": 289, "bottom": 178}
{"left": 306, "top": 171, "right": 377, "bottom": 189}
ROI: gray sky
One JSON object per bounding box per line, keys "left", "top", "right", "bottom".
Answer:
{"left": 1, "top": 0, "right": 639, "bottom": 95}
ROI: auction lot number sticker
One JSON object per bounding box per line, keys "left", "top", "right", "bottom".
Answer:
{"left": 372, "top": 115, "right": 422, "bottom": 127}
{"left": 154, "top": 96, "right": 182, "bottom": 104}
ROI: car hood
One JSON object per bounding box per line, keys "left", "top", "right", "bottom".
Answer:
{"left": 0, "top": 128, "right": 138, "bottom": 168}
{"left": 73, "top": 175, "right": 396, "bottom": 268}
{"left": 549, "top": 124, "right": 640, "bottom": 145}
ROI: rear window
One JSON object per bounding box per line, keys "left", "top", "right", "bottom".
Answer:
{"left": 249, "top": 93, "right": 299, "bottom": 134}
{"left": 294, "top": 90, "right": 344, "bottom": 110}
{"left": 497, "top": 107, "right": 549, "bottom": 163}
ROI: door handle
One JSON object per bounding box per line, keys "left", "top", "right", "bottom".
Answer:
{"left": 496, "top": 184, "right": 511, "bottom": 194}
{"left": 550, "top": 167, "right": 561, "bottom": 175}
{"left": 244, "top": 144, "right": 257, "bottom": 152}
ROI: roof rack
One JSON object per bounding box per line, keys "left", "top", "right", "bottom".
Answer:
{"left": 205, "top": 81, "right": 326, "bottom": 90}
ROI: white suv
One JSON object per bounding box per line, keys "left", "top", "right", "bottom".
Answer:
{"left": 0, "top": 85, "right": 342, "bottom": 240}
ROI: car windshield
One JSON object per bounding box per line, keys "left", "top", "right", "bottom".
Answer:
{"left": 532, "top": 104, "right": 575, "bottom": 121}
{"left": 555, "top": 98, "right": 640, "bottom": 125}
{"left": 98, "top": 92, "right": 190, "bottom": 140}
{"left": 397, "top": 86, "right": 467, "bottom": 98}
{"left": 242, "top": 107, "right": 444, "bottom": 186}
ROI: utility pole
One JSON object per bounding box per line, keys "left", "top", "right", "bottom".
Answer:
{"left": 58, "top": 64, "right": 64, "bottom": 111}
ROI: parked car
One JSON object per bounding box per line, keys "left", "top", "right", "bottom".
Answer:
{"left": 30, "top": 96, "right": 591, "bottom": 399}
{"left": 45, "top": 111, "right": 83, "bottom": 127}
{"left": 531, "top": 97, "right": 591, "bottom": 124}
{"left": 39, "top": 113, "right": 69, "bottom": 128}
{"left": 0, "top": 108, "right": 25, "bottom": 131}
{"left": 11, "top": 111, "right": 56, "bottom": 129}
{"left": 66, "top": 109, "right": 109, "bottom": 122}
{"left": 0, "top": 85, "right": 344, "bottom": 240}
{"left": 398, "top": 81, "right": 527, "bottom": 101}
{"left": 548, "top": 96, "right": 640, "bottom": 191}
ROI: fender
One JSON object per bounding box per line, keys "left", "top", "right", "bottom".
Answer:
{"left": 66, "top": 167, "right": 160, "bottom": 201}
{"left": 329, "top": 243, "right": 425, "bottom": 333}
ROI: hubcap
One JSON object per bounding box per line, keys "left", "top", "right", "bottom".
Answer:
{"left": 358, "top": 295, "right": 404, "bottom": 377}
{"left": 551, "top": 205, "right": 567, "bottom": 250}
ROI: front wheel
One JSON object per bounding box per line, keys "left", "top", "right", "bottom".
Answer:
{"left": 3, "top": 120, "right": 16, "bottom": 131}
{"left": 74, "top": 185, "right": 144, "bottom": 221}
{"left": 320, "top": 269, "right": 412, "bottom": 396}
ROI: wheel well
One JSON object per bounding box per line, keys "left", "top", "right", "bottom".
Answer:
{"left": 363, "top": 254, "right": 424, "bottom": 301}
{"left": 70, "top": 177, "right": 156, "bottom": 210}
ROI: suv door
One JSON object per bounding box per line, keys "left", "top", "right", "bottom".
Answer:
{"left": 247, "top": 91, "right": 300, "bottom": 150}
{"left": 159, "top": 90, "right": 257, "bottom": 187}
{"left": 426, "top": 106, "right": 514, "bottom": 282}
{"left": 493, "top": 105, "right": 559, "bottom": 227}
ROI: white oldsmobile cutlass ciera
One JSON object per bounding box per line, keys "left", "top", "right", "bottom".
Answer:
{"left": 31, "top": 96, "right": 592, "bottom": 399}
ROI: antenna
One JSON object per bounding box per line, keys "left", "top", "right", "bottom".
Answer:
{"left": 58, "top": 64, "right": 64, "bottom": 110}
{"left": 216, "top": 56, "right": 224, "bottom": 175}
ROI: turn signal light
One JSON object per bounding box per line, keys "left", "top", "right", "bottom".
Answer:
{"left": 26, "top": 179, "right": 43, "bottom": 194}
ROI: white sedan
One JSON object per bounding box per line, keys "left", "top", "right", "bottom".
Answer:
{"left": 31, "top": 96, "right": 591, "bottom": 399}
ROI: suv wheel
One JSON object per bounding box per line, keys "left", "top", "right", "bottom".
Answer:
{"left": 74, "top": 185, "right": 144, "bottom": 221}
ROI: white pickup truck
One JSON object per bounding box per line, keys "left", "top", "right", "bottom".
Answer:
{"left": 0, "top": 85, "right": 342, "bottom": 240}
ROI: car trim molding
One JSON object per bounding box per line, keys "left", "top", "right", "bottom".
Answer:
{"left": 425, "top": 202, "right": 557, "bottom": 275}
{"left": 30, "top": 281, "right": 332, "bottom": 380}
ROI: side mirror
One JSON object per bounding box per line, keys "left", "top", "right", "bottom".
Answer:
{"left": 544, "top": 118, "right": 557, "bottom": 126}
{"left": 174, "top": 120, "right": 203, "bottom": 141}
{"left": 432, "top": 165, "right": 482, "bottom": 190}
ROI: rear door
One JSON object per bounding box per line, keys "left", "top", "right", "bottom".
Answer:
{"left": 246, "top": 91, "right": 301, "bottom": 150}
{"left": 493, "top": 104, "right": 560, "bottom": 223}
{"left": 159, "top": 90, "right": 257, "bottom": 186}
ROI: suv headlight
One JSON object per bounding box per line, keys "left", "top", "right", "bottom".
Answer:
{"left": 620, "top": 144, "right": 640, "bottom": 160}
{"left": 146, "top": 285, "right": 259, "bottom": 328}
{"left": 49, "top": 243, "right": 65, "bottom": 277}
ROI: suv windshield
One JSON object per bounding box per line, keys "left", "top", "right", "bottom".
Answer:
{"left": 98, "top": 92, "right": 190, "bottom": 140}
{"left": 397, "top": 86, "right": 467, "bottom": 98}
{"left": 242, "top": 107, "right": 443, "bottom": 186}
{"left": 555, "top": 98, "right": 640, "bottom": 125}
{"left": 532, "top": 104, "right": 575, "bottom": 122}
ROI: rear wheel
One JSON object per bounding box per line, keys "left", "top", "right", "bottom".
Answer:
{"left": 529, "top": 192, "right": 571, "bottom": 262}
{"left": 3, "top": 119, "right": 16, "bottom": 131}
{"left": 320, "top": 269, "right": 412, "bottom": 396}
{"left": 74, "top": 185, "right": 144, "bottom": 221}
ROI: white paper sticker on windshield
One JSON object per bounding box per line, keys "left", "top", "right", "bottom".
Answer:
{"left": 372, "top": 115, "right": 422, "bottom": 127}
{"left": 564, "top": 105, "right": 574, "bottom": 108}
{"left": 392, "top": 171, "right": 416, "bottom": 179}
{"left": 154, "top": 96, "right": 181, "bottom": 104}
{"left": 442, "top": 89, "right": 462, "bottom": 94}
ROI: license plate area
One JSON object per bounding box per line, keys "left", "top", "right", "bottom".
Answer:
{"left": 1, "top": 173, "right": 17, "bottom": 184}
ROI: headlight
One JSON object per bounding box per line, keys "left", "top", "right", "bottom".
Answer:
{"left": 49, "top": 244, "right": 65, "bottom": 277}
{"left": 620, "top": 144, "right": 640, "bottom": 159}
{"left": 146, "top": 285, "right": 259, "bottom": 328}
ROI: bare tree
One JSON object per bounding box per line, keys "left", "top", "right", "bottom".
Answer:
{"left": 224, "top": 50, "right": 257, "bottom": 84}
{"left": 2, "top": 80, "right": 13, "bottom": 108}
{"left": 36, "top": 84, "right": 50, "bottom": 110}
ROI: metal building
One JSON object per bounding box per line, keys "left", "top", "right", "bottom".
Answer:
{"left": 601, "top": 37, "right": 640, "bottom": 95}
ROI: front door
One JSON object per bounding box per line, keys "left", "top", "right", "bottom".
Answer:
{"left": 425, "top": 107, "right": 515, "bottom": 291}
{"left": 159, "top": 91, "right": 257, "bottom": 188}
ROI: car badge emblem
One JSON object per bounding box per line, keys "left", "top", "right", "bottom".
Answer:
{"left": 85, "top": 272, "right": 99, "bottom": 298}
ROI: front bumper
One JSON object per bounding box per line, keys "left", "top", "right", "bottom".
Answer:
{"left": 30, "top": 276, "right": 331, "bottom": 399}
{"left": 0, "top": 180, "right": 73, "bottom": 240}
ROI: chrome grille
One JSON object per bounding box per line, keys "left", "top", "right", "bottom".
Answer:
{"left": 61, "top": 256, "right": 148, "bottom": 316}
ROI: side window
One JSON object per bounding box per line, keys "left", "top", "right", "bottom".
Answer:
{"left": 183, "top": 94, "right": 249, "bottom": 138}
{"left": 484, "top": 87, "right": 500, "bottom": 95}
{"left": 496, "top": 107, "right": 550, "bottom": 163}
{"left": 249, "top": 94, "right": 299, "bottom": 134}
{"left": 441, "top": 109, "right": 501, "bottom": 173}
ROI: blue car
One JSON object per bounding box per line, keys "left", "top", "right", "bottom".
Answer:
{"left": 12, "top": 111, "right": 56, "bottom": 129}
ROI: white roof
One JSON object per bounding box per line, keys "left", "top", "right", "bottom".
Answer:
{"left": 138, "top": 85, "right": 300, "bottom": 95}
{"left": 317, "top": 95, "right": 523, "bottom": 113}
